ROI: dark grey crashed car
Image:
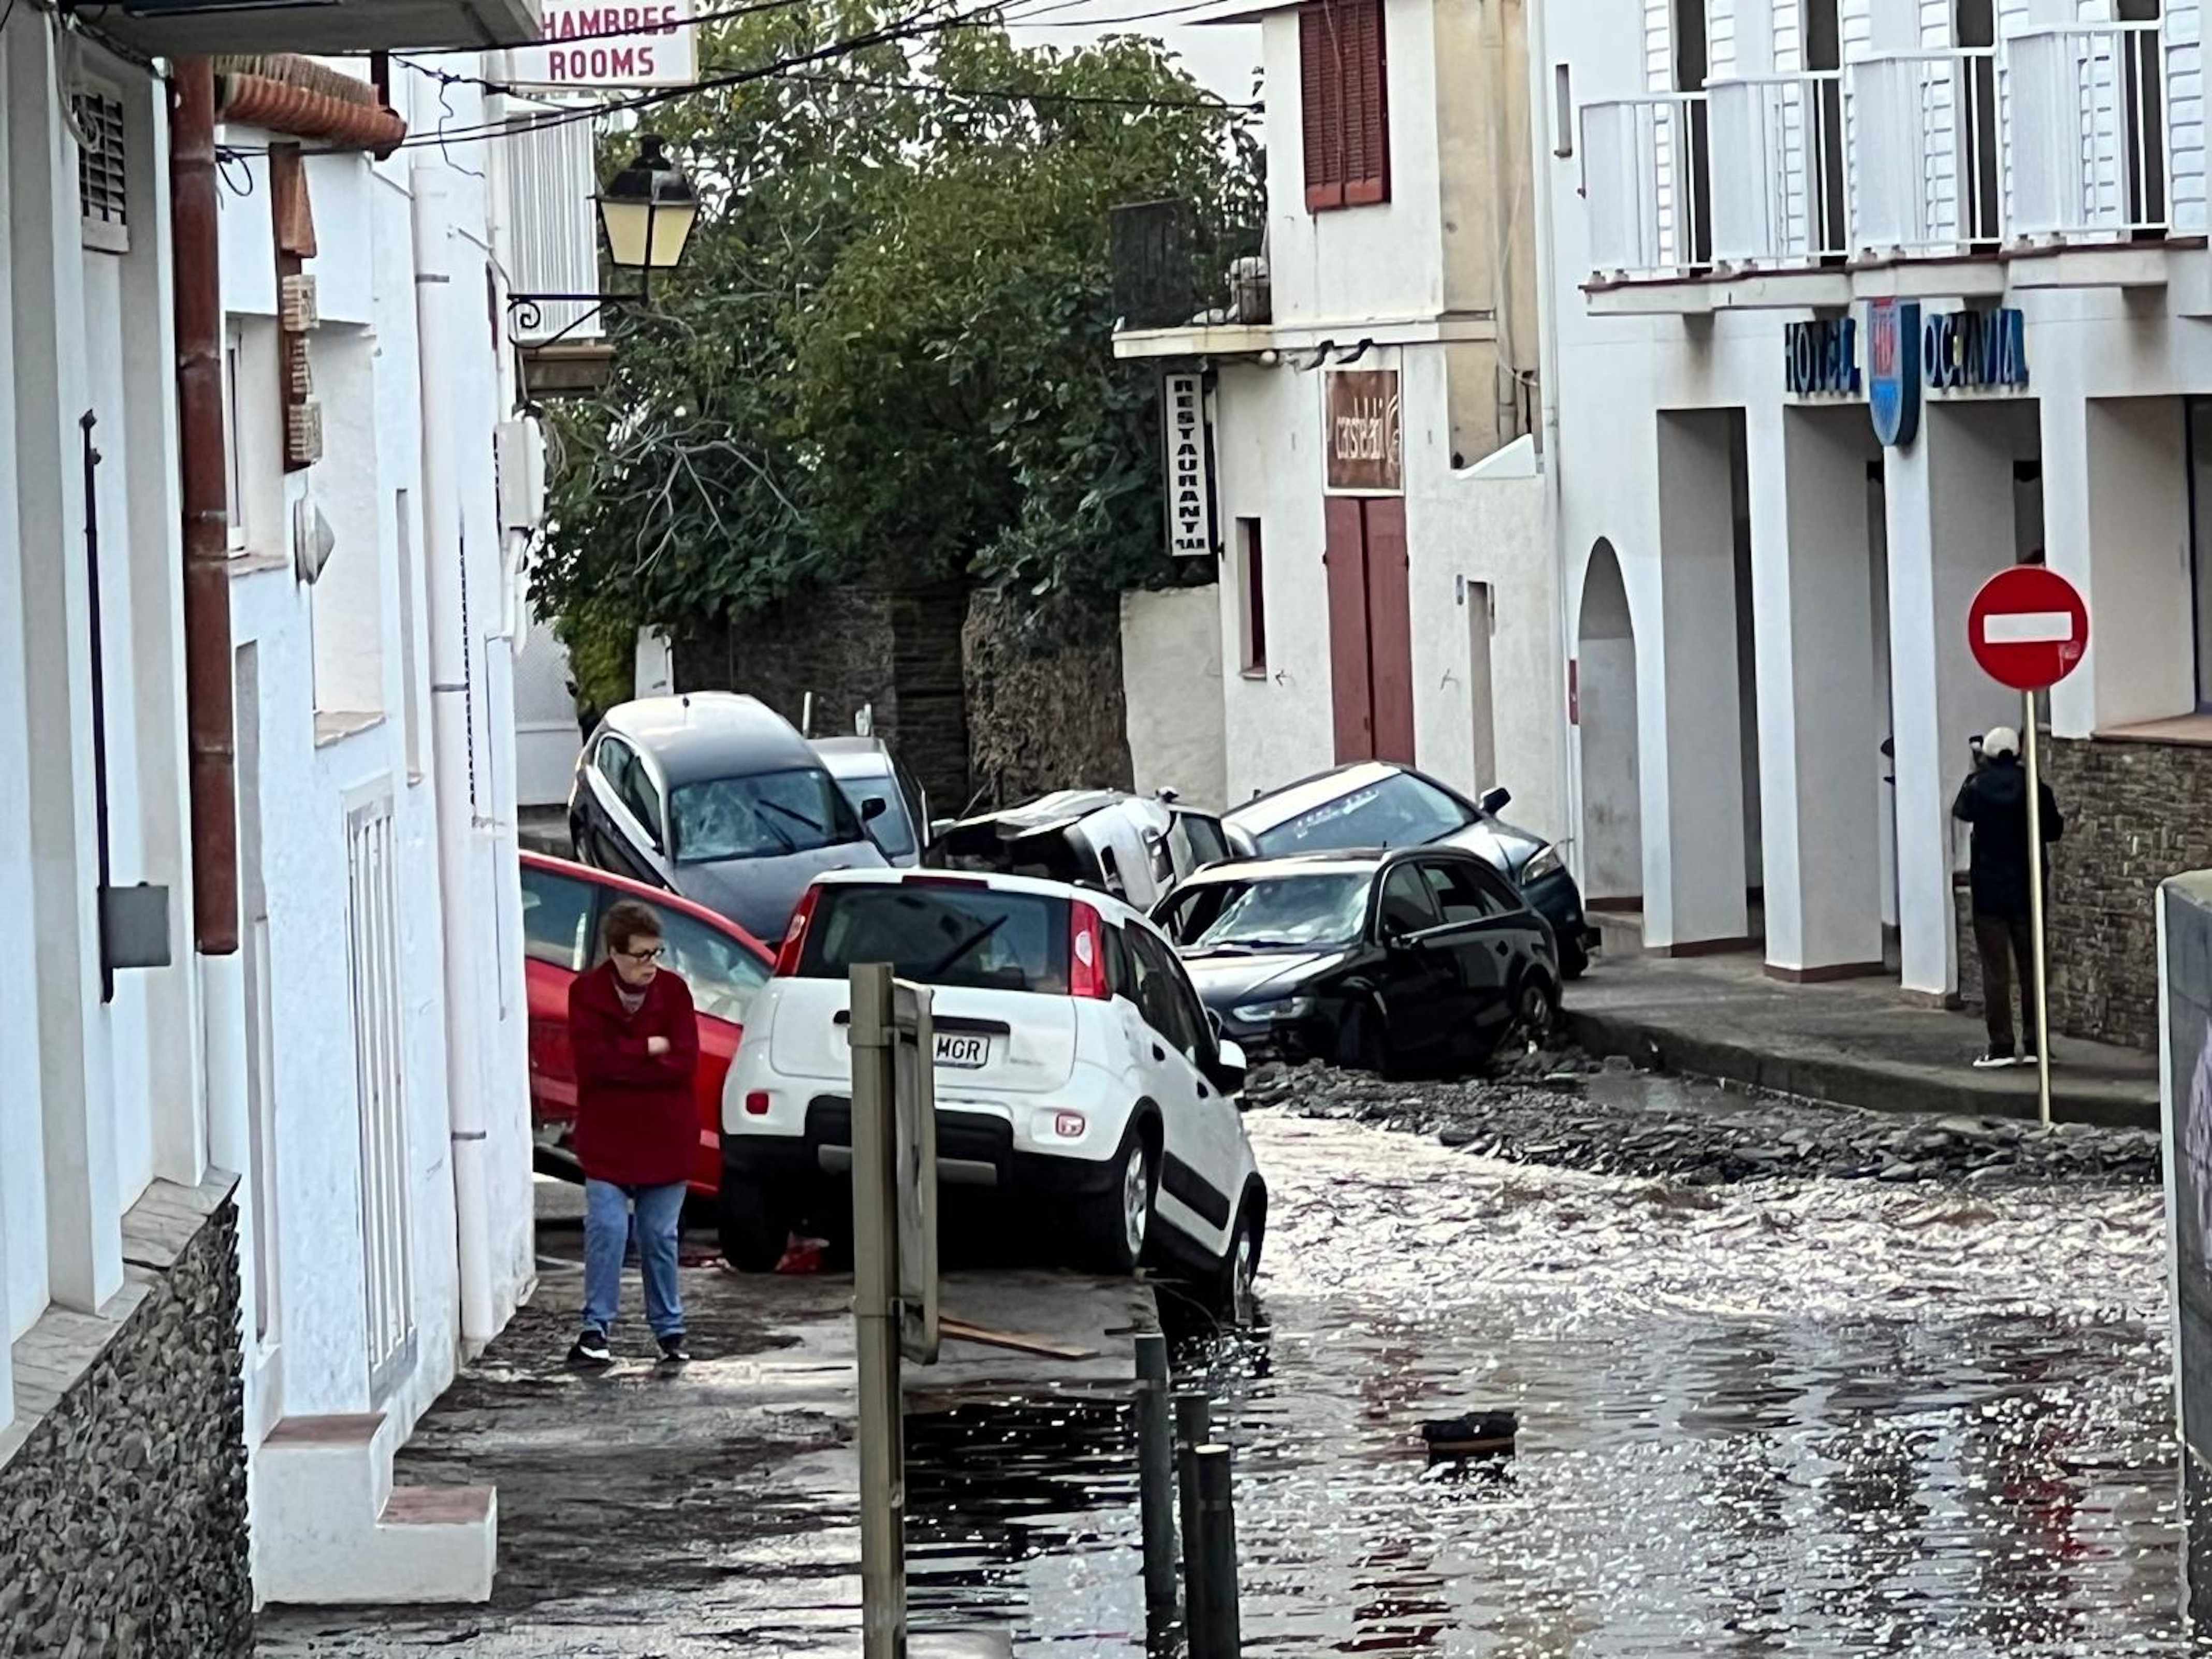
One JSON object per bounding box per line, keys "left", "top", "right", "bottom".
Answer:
{"left": 569, "top": 693, "right": 889, "bottom": 944}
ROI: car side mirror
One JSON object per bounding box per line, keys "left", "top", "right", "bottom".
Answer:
{"left": 862, "top": 795, "right": 889, "bottom": 823}
{"left": 1479, "top": 787, "right": 1512, "bottom": 817}
{"left": 1209, "top": 1037, "right": 1249, "bottom": 1100}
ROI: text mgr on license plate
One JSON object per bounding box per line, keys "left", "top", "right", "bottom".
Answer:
{"left": 934, "top": 1032, "right": 989, "bottom": 1069}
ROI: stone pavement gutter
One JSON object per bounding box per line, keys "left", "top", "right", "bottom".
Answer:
{"left": 1561, "top": 951, "right": 2161, "bottom": 1131}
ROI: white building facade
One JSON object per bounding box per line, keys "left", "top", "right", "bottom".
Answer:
{"left": 1116, "top": 0, "right": 1565, "bottom": 839}
{"left": 0, "top": 0, "right": 558, "bottom": 1633}
{"left": 1542, "top": 0, "right": 2212, "bottom": 1042}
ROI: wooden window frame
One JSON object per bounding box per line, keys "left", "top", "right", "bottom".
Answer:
{"left": 1300, "top": 0, "right": 1390, "bottom": 213}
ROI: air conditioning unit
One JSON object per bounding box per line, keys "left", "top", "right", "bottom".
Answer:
{"left": 496, "top": 416, "right": 546, "bottom": 532}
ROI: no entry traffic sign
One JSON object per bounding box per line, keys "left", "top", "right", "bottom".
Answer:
{"left": 1968, "top": 565, "right": 2088, "bottom": 692}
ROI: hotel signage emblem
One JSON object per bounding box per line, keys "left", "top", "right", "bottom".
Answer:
{"left": 1868, "top": 298, "right": 1923, "bottom": 449}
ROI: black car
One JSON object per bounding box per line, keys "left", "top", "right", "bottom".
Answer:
{"left": 569, "top": 693, "right": 890, "bottom": 943}
{"left": 1155, "top": 847, "right": 1561, "bottom": 1076}
{"left": 1222, "top": 762, "right": 1599, "bottom": 978}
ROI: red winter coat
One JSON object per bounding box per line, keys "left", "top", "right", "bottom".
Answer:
{"left": 568, "top": 961, "right": 701, "bottom": 1188}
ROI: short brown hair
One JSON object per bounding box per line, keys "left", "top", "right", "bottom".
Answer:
{"left": 602, "top": 900, "right": 663, "bottom": 957}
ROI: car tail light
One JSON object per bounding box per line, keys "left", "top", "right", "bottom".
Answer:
{"left": 775, "top": 887, "right": 821, "bottom": 977}
{"left": 744, "top": 1090, "right": 772, "bottom": 1117}
{"left": 1069, "top": 900, "right": 1107, "bottom": 1000}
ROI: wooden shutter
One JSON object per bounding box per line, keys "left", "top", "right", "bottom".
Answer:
{"left": 1300, "top": 7, "right": 1346, "bottom": 211}
{"left": 1361, "top": 499, "right": 1414, "bottom": 763}
{"left": 1324, "top": 498, "right": 1372, "bottom": 761}
{"left": 1344, "top": 0, "right": 1390, "bottom": 206}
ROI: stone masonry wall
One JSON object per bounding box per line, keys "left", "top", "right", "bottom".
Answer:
{"left": 962, "top": 588, "right": 1134, "bottom": 810}
{"left": 674, "top": 581, "right": 972, "bottom": 813}
{"left": 0, "top": 1190, "right": 251, "bottom": 1657}
{"left": 1954, "top": 736, "right": 2212, "bottom": 1050}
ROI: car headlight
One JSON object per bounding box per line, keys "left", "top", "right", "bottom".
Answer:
{"left": 1232, "top": 996, "right": 1317, "bottom": 1023}
{"left": 1521, "top": 844, "right": 1564, "bottom": 886}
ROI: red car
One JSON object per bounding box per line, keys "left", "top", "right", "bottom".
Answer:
{"left": 520, "top": 850, "right": 775, "bottom": 1195}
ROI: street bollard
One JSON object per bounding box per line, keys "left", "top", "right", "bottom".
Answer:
{"left": 1174, "top": 1391, "right": 1212, "bottom": 1639}
{"left": 1191, "top": 1445, "right": 1242, "bottom": 1659}
{"left": 1134, "top": 1333, "right": 1177, "bottom": 1612}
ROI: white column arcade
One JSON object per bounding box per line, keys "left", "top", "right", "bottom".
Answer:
{"left": 1645, "top": 411, "right": 1753, "bottom": 952}
{"left": 1747, "top": 404, "right": 1887, "bottom": 978}
{"left": 1882, "top": 403, "right": 2020, "bottom": 1003}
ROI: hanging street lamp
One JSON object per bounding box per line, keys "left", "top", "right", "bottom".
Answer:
{"left": 506, "top": 133, "right": 698, "bottom": 336}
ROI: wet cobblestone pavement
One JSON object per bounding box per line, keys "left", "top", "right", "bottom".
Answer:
{"left": 260, "top": 1070, "right": 2195, "bottom": 1656}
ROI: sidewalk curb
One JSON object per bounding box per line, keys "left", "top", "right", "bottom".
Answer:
{"left": 1563, "top": 1007, "right": 2160, "bottom": 1132}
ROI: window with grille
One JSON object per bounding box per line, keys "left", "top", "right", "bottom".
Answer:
{"left": 1299, "top": 0, "right": 1389, "bottom": 212}
{"left": 74, "top": 89, "right": 128, "bottom": 253}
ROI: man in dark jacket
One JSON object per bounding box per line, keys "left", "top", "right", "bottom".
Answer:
{"left": 1952, "top": 726, "right": 2064, "bottom": 1069}
{"left": 567, "top": 900, "right": 701, "bottom": 1366}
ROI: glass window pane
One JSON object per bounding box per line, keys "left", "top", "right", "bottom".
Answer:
{"left": 650, "top": 907, "right": 769, "bottom": 1027}
{"left": 520, "top": 865, "right": 593, "bottom": 970}
{"left": 671, "top": 767, "right": 865, "bottom": 864}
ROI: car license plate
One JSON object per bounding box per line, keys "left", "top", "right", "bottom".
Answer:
{"left": 935, "top": 1032, "right": 989, "bottom": 1069}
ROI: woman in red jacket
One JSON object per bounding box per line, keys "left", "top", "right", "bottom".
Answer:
{"left": 567, "top": 900, "right": 701, "bottom": 1367}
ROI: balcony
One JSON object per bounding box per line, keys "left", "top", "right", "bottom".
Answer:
{"left": 90, "top": 0, "right": 539, "bottom": 56}
{"left": 1109, "top": 199, "right": 1272, "bottom": 357}
{"left": 1579, "top": 20, "right": 2191, "bottom": 309}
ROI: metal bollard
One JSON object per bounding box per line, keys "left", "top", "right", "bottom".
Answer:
{"left": 1134, "top": 1333, "right": 1177, "bottom": 1612}
{"left": 1174, "top": 1391, "right": 1212, "bottom": 1637}
{"left": 1191, "top": 1445, "right": 1242, "bottom": 1659}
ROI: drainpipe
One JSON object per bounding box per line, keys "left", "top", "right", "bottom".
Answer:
{"left": 412, "top": 167, "right": 496, "bottom": 1346}
{"left": 174, "top": 58, "right": 250, "bottom": 1203}
{"left": 173, "top": 58, "right": 238, "bottom": 956}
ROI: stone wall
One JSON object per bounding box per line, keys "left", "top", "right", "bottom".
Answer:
{"left": 674, "top": 581, "right": 971, "bottom": 813}
{"left": 1953, "top": 735, "right": 2212, "bottom": 1050}
{"left": 0, "top": 1183, "right": 251, "bottom": 1657}
{"left": 963, "top": 588, "right": 1134, "bottom": 810}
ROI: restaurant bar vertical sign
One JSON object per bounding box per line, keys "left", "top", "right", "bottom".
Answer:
{"left": 1163, "top": 371, "right": 1218, "bottom": 559}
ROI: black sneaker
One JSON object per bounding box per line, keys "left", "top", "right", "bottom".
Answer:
{"left": 567, "top": 1328, "right": 612, "bottom": 1367}
{"left": 657, "top": 1333, "right": 692, "bottom": 1365}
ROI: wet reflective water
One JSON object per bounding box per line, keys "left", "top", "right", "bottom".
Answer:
{"left": 909, "top": 1110, "right": 2198, "bottom": 1656}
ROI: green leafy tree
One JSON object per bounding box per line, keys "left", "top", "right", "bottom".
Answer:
{"left": 533, "top": 4, "right": 1258, "bottom": 704}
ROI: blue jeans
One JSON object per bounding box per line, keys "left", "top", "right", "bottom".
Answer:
{"left": 583, "top": 1179, "right": 687, "bottom": 1341}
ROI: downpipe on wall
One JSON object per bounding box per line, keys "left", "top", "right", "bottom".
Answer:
{"left": 412, "top": 167, "right": 497, "bottom": 1349}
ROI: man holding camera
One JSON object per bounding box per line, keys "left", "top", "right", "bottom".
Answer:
{"left": 1952, "top": 727, "right": 2064, "bottom": 1070}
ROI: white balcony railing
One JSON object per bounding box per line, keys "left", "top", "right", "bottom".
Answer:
{"left": 1846, "top": 49, "right": 2002, "bottom": 258}
{"left": 2008, "top": 22, "right": 2172, "bottom": 241}
{"left": 1709, "top": 71, "right": 1849, "bottom": 268}
{"left": 1580, "top": 93, "right": 1710, "bottom": 279}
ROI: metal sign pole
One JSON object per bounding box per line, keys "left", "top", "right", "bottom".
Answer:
{"left": 2024, "top": 693, "right": 2053, "bottom": 1128}
{"left": 850, "top": 963, "right": 906, "bottom": 1659}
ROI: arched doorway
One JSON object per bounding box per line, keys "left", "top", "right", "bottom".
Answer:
{"left": 1578, "top": 540, "right": 1642, "bottom": 905}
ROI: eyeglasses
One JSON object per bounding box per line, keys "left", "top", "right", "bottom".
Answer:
{"left": 616, "top": 945, "right": 665, "bottom": 964}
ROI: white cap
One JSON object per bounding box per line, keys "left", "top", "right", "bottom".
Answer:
{"left": 1984, "top": 725, "right": 2020, "bottom": 759}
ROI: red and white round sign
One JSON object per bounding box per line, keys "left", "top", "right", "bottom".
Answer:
{"left": 1968, "top": 566, "right": 2088, "bottom": 692}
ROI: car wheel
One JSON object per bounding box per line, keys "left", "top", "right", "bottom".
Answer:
{"left": 1336, "top": 999, "right": 1394, "bottom": 1079}
{"left": 1210, "top": 1195, "right": 1264, "bottom": 1325}
{"left": 1511, "top": 976, "right": 1561, "bottom": 1049}
{"left": 1075, "top": 1125, "right": 1156, "bottom": 1275}
{"left": 718, "top": 1173, "right": 789, "bottom": 1273}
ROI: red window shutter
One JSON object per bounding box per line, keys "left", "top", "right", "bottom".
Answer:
{"left": 1300, "top": 7, "right": 1345, "bottom": 211}
{"left": 1344, "top": 0, "right": 1390, "bottom": 206}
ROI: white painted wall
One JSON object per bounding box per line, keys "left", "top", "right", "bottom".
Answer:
{"left": 1121, "top": 586, "right": 1229, "bottom": 810}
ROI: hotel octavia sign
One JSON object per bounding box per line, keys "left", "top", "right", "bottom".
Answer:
{"left": 1325, "top": 369, "right": 1402, "bottom": 494}
{"left": 1162, "top": 372, "right": 1218, "bottom": 559}
{"left": 1865, "top": 301, "right": 2027, "bottom": 448}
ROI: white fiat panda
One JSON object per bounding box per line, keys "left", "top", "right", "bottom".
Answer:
{"left": 719, "top": 868, "right": 1267, "bottom": 1306}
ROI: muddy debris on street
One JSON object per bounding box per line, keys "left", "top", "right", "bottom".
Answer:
{"left": 1246, "top": 1050, "right": 2163, "bottom": 1186}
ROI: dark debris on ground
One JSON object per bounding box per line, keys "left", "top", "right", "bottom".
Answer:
{"left": 1246, "top": 1049, "right": 2163, "bottom": 1188}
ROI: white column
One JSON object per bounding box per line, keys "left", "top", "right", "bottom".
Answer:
{"left": 8, "top": 28, "right": 122, "bottom": 1312}
{"left": 1645, "top": 411, "right": 1752, "bottom": 950}
{"left": 2044, "top": 397, "right": 2192, "bottom": 738}
{"left": 1882, "top": 404, "right": 2019, "bottom": 1003}
{"left": 1747, "top": 405, "right": 1885, "bottom": 976}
